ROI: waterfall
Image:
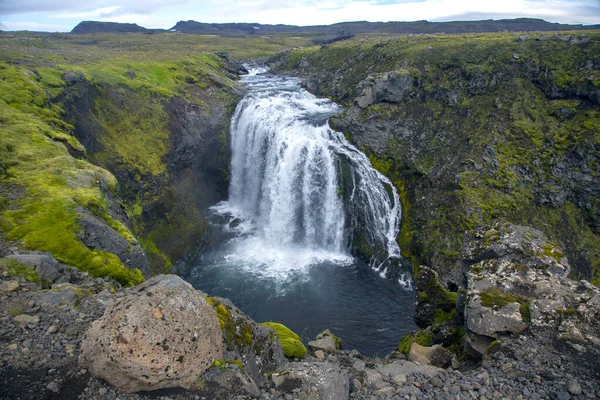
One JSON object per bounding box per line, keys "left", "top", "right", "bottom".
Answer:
{"left": 213, "top": 69, "right": 405, "bottom": 282}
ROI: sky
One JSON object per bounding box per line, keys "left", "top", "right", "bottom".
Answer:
{"left": 0, "top": 0, "right": 599, "bottom": 32}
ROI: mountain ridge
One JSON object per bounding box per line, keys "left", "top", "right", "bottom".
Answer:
{"left": 70, "top": 18, "right": 600, "bottom": 36}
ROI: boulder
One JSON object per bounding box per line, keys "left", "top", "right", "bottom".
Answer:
{"left": 466, "top": 295, "right": 528, "bottom": 337}
{"left": 13, "top": 314, "right": 40, "bottom": 328}
{"left": 6, "top": 253, "right": 60, "bottom": 282}
{"left": 79, "top": 275, "right": 223, "bottom": 392}
{"left": 408, "top": 343, "right": 453, "bottom": 368}
{"left": 271, "top": 362, "right": 349, "bottom": 400}
{"left": 31, "top": 288, "right": 79, "bottom": 309}
{"left": 206, "top": 300, "right": 287, "bottom": 383}
{"left": 308, "top": 336, "right": 336, "bottom": 352}
{"left": 76, "top": 208, "right": 150, "bottom": 278}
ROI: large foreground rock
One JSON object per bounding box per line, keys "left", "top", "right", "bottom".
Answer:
{"left": 79, "top": 275, "right": 222, "bottom": 392}
{"left": 272, "top": 362, "right": 349, "bottom": 400}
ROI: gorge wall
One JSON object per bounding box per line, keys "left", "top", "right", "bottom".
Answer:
{"left": 270, "top": 31, "right": 600, "bottom": 287}
{"left": 0, "top": 32, "right": 310, "bottom": 283}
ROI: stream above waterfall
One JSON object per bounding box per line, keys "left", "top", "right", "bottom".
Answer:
{"left": 187, "top": 68, "right": 416, "bottom": 356}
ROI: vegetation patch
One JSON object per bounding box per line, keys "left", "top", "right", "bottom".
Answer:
{"left": 205, "top": 297, "right": 254, "bottom": 351}
{"left": 262, "top": 322, "right": 307, "bottom": 359}
{"left": 397, "top": 329, "right": 432, "bottom": 355}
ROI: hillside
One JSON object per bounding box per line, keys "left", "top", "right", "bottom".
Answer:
{"left": 69, "top": 18, "right": 600, "bottom": 37}
{"left": 71, "top": 21, "right": 148, "bottom": 34}
{"left": 270, "top": 31, "right": 600, "bottom": 287}
{"left": 0, "top": 31, "right": 310, "bottom": 281}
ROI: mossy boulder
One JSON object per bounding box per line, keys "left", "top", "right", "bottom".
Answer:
{"left": 205, "top": 298, "right": 286, "bottom": 382}
{"left": 414, "top": 266, "right": 458, "bottom": 328}
{"left": 262, "top": 322, "right": 307, "bottom": 359}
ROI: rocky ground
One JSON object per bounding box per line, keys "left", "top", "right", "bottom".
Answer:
{"left": 1, "top": 245, "right": 599, "bottom": 400}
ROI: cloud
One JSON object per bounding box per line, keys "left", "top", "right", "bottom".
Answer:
{"left": 51, "top": 6, "right": 123, "bottom": 20}
{"left": 0, "top": 20, "right": 71, "bottom": 32}
{"left": 0, "top": 0, "right": 598, "bottom": 31}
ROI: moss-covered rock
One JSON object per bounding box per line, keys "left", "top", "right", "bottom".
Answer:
{"left": 205, "top": 298, "right": 287, "bottom": 382}
{"left": 413, "top": 266, "right": 458, "bottom": 328}
{"left": 262, "top": 322, "right": 307, "bottom": 359}
{"left": 272, "top": 31, "right": 600, "bottom": 286}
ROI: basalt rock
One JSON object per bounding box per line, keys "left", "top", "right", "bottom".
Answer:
{"left": 79, "top": 275, "right": 223, "bottom": 392}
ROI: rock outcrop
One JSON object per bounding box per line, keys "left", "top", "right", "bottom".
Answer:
{"left": 79, "top": 275, "right": 223, "bottom": 392}
{"left": 463, "top": 222, "right": 600, "bottom": 358}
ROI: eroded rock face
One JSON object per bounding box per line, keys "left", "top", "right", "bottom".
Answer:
{"left": 79, "top": 275, "right": 222, "bottom": 392}
{"left": 463, "top": 222, "right": 600, "bottom": 357}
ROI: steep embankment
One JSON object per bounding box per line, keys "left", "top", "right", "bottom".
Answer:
{"left": 271, "top": 31, "right": 600, "bottom": 287}
{"left": 0, "top": 31, "right": 310, "bottom": 279}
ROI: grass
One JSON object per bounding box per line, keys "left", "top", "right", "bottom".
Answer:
{"left": 0, "top": 31, "right": 313, "bottom": 278}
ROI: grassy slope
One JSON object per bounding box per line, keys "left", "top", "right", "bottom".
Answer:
{"left": 0, "top": 31, "right": 311, "bottom": 280}
{"left": 279, "top": 32, "right": 600, "bottom": 284}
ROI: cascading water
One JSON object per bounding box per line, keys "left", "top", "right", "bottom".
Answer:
{"left": 188, "top": 68, "right": 415, "bottom": 355}
{"left": 227, "top": 69, "right": 403, "bottom": 274}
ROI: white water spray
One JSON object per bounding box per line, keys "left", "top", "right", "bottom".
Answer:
{"left": 213, "top": 68, "right": 408, "bottom": 285}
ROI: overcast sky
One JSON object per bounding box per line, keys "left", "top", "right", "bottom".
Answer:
{"left": 0, "top": 0, "right": 599, "bottom": 32}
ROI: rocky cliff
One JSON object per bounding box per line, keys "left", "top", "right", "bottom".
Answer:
{"left": 0, "top": 31, "right": 308, "bottom": 280}
{"left": 270, "top": 31, "right": 600, "bottom": 288}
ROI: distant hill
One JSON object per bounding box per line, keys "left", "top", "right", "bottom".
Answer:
{"left": 169, "top": 18, "right": 600, "bottom": 36}
{"left": 70, "top": 18, "right": 600, "bottom": 36}
{"left": 71, "top": 21, "right": 149, "bottom": 34}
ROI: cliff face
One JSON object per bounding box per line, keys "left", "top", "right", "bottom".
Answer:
{"left": 271, "top": 31, "right": 600, "bottom": 286}
{"left": 0, "top": 32, "right": 296, "bottom": 281}
{"left": 57, "top": 60, "right": 244, "bottom": 275}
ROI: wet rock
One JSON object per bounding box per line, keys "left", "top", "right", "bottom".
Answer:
{"left": 79, "top": 275, "right": 223, "bottom": 392}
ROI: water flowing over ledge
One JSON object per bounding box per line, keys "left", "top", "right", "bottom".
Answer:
{"left": 188, "top": 68, "right": 417, "bottom": 355}
{"left": 216, "top": 67, "right": 409, "bottom": 285}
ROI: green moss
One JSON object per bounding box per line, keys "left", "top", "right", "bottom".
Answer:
{"left": 433, "top": 308, "right": 456, "bottom": 326}
{"left": 0, "top": 258, "right": 42, "bottom": 284}
{"left": 0, "top": 76, "right": 143, "bottom": 287}
{"left": 480, "top": 289, "right": 519, "bottom": 308}
{"left": 7, "top": 306, "right": 24, "bottom": 317}
{"left": 520, "top": 300, "right": 532, "bottom": 324}
{"left": 486, "top": 340, "right": 502, "bottom": 354}
{"left": 397, "top": 330, "right": 432, "bottom": 355}
{"left": 262, "top": 322, "right": 307, "bottom": 359}
{"left": 205, "top": 297, "right": 255, "bottom": 351}
{"left": 448, "top": 328, "right": 466, "bottom": 353}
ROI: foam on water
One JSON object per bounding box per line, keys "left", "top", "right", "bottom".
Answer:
{"left": 208, "top": 67, "right": 409, "bottom": 285}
